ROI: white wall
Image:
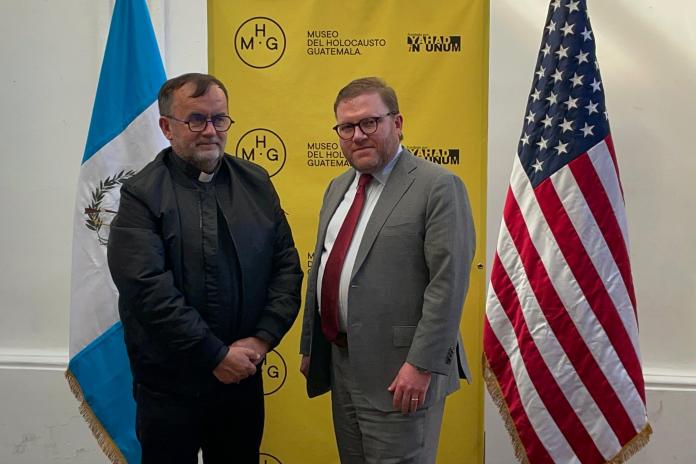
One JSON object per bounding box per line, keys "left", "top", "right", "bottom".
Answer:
{"left": 0, "top": 0, "right": 694, "bottom": 462}
{"left": 487, "top": 0, "right": 696, "bottom": 462}
{"left": 0, "top": 1, "right": 206, "bottom": 462}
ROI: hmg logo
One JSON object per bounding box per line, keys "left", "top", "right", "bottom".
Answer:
{"left": 259, "top": 453, "right": 282, "bottom": 464}
{"left": 261, "top": 349, "right": 287, "bottom": 395}
{"left": 234, "top": 17, "right": 286, "bottom": 68}
{"left": 234, "top": 128, "right": 287, "bottom": 177}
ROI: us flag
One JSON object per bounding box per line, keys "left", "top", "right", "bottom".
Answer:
{"left": 483, "top": 1, "right": 652, "bottom": 463}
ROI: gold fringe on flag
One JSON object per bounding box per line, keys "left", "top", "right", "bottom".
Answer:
{"left": 483, "top": 355, "right": 652, "bottom": 464}
{"left": 606, "top": 423, "right": 652, "bottom": 464}
{"left": 483, "top": 355, "right": 531, "bottom": 464}
{"left": 65, "top": 369, "right": 127, "bottom": 464}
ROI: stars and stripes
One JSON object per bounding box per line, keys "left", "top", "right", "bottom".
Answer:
{"left": 484, "top": 1, "right": 651, "bottom": 463}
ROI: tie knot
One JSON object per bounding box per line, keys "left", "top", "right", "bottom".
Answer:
{"left": 358, "top": 173, "right": 372, "bottom": 190}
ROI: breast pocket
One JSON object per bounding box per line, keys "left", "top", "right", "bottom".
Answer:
{"left": 380, "top": 221, "right": 422, "bottom": 237}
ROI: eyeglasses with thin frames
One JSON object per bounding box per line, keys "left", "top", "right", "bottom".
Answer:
{"left": 163, "top": 113, "right": 234, "bottom": 132}
{"left": 332, "top": 112, "right": 396, "bottom": 140}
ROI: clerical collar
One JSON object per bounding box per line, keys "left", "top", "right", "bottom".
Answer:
{"left": 198, "top": 171, "right": 215, "bottom": 183}
{"left": 170, "top": 150, "right": 221, "bottom": 184}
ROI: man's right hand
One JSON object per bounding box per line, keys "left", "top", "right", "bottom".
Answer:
{"left": 300, "top": 355, "right": 310, "bottom": 378}
{"left": 213, "top": 346, "right": 259, "bottom": 384}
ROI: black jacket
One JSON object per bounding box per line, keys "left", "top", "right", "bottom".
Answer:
{"left": 107, "top": 148, "right": 302, "bottom": 395}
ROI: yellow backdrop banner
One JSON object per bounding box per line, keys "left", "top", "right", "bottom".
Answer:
{"left": 208, "top": 1, "right": 488, "bottom": 462}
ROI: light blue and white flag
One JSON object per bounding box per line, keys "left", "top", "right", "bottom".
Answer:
{"left": 67, "top": 1, "right": 167, "bottom": 462}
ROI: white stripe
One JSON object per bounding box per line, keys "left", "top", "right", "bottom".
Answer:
{"left": 588, "top": 140, "right": 630, "bottom": 248}
{"left": 495, "top": 223, "right": 621, "bottom": 458}
{"left": 507, "top": 156, "right": 648, "bottom": 433}
{"left": 551, "top": 162, "right": 640, "bottom": 353}
{"left": 69, "top": 103, "right": 167, "bottom": 357}
{"left": 486, "top": 289, "right": 579, "bottom": 464}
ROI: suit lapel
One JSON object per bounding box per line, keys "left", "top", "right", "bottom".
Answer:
{"left": 316, "top": 170, "right": 356, "bottom": 249}
{"left": 351, "top": 150, "right": 417, "bottom": 279}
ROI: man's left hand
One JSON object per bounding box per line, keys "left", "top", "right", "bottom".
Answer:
{"left": 231, "top": 337, "right": 271, "bottom": 365}
{"left": 387, "top": 362, "right": 431, "bottom": 414}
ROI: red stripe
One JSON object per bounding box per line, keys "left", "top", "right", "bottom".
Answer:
{"left": 568, "top": 153, "right": 639, "bottom": 321}
{"left": 533, "top": 177, "right": 643, "bottom": 442}
{"left": 484, "top": 316, "right": 555, "bottom": 464}
{"left": 491, "top": 231, "right": 605, "bottom": 461}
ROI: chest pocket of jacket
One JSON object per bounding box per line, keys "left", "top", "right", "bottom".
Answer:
{"left": 380, "top": 221, "right": 423, "bottom": 238}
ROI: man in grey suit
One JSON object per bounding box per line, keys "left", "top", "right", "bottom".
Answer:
{"left": 300, "top": 77, "right": 476, "bottom": 464}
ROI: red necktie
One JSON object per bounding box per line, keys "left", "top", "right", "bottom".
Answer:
{"left": 321, "top": 173, "right": 373, "bottom": 342}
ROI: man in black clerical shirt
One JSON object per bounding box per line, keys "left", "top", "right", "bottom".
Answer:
{"left": 107, "top": 73, "right": 302, "bottom": 464}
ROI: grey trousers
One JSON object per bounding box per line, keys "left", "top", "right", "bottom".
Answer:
{"left": 330, "top": 344, "right": 446, "bottom": 464}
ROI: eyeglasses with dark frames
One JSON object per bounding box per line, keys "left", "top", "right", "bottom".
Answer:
{"left": 332, "top": 112, "right": 397, "bottom": 140}
{"left": 163, "top": 113, "right": 234, "bottom": 132}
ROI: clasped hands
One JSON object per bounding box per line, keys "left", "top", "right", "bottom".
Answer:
{"left": 213, "top": 336, "right": 270, "bottom": 384}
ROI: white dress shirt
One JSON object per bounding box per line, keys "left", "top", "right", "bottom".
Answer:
{"left": 317, "top": 147, "right": 402, "bottom": 331}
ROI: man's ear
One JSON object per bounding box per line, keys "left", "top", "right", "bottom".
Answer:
{"left": 394, "top": 113, "right": 404, "bottom": 137}
{"left": 159, "top": 116, "right": 173, "bottom": 140}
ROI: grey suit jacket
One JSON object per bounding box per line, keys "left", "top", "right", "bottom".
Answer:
{"left": 300, "top": 149, "right": 475, "bottom": 411}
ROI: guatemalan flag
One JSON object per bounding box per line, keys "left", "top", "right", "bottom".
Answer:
{"left": 484, "top": 1, "right": 651, "bottom": 463}
{"left": 66, "top": 1, "right": 167, "bottom": 462}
